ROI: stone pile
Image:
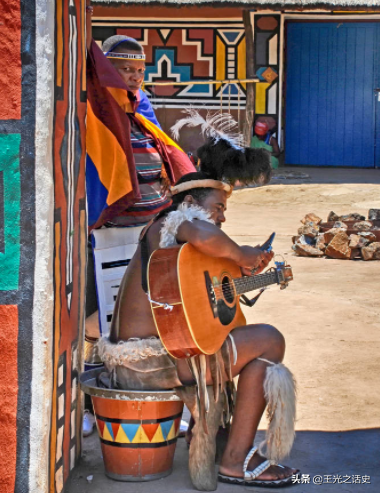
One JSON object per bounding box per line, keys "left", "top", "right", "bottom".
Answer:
{"left": 292, "top": 209, "right": 380, "bottom": 260}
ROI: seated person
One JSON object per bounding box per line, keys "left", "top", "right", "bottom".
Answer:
{"left": 251, "top": 121, "right": 280, "bottom": 170}
{"left": 84, "top": 4, "right": 195, "bottom": 436}
{"left": 86, "top": 5, "right": 195, "bottom": 229}
{"left": 97, "top": 124, "right": 298, "bottom": 487}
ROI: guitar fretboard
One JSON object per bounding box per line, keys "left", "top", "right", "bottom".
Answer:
{"left": 233, "top": 270, "right": 279, "bottom": 295}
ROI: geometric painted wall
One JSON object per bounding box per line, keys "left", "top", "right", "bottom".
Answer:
{"left": 0, "top": 1, "right": 86, "bottom": 492}
{"left": 92, "top": 17, "right": 248, "bottom": 110}
{"left": 0, "top": 2, "right": 34, "bottom": 492}
{"left": 49, "top": 0, "right": 87, "bottom": 491}
{"left": 253, "top": 14, "right": 280, "bottom": 131}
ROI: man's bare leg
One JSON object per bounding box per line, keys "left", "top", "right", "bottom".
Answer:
{"left": 177, "top": 323, "right": 298, "bottom": 481}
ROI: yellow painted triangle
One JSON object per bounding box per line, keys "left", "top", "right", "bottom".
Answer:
{"left": 138, "top": 426, "right": 151, "bottom": 443}
{"left": 103, "top": 425, "right": 113, "bottom": 442}
{"left": 166, "top": 422, "right": 176, "bottom": 441}
{"left": 132, "top": 425, "right": 141, "bottom": 443}
{"left": 151, "top": 426, "right": 165, "bottom": 443}
{"left": 115, "top": 426, "right": 130, "bottom": 443}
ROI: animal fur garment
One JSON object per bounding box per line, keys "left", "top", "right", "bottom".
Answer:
{"left": 159, "top": 203, "right": 214, "bottom": 248}
{"left": 97, "top": 336, "right": 168, "bottom": 367}
{"left": 258, "top": 362, "right": 297, "bottom": 462}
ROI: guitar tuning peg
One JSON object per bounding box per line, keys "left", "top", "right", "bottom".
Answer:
{"left": 274, "top": 254, "right": 285, "bottom": 268}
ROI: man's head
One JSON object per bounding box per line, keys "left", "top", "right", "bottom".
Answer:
{"left": 102, "top": 35, "right": 145, "bottom": 95}
{"left": 172, "top": 172, "right": 228, "bottom": 227}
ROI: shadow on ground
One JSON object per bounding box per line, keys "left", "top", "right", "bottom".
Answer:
{"left": 270, "top": 167, "right": 380, "bottom": 186}
{"left": 66, "top": 427, "right": 380, "bottom": 493}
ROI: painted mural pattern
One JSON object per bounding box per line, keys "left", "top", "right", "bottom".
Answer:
{"left": 0, "top": 1, "right": 33, "bottom": 492}
{"left": 93, "top": 19, "right": 247, "bottom": 110}
{"left": 50, "top": 1, "right": 87, "bottom": 492}
{"left": 96, "top": 413, "right": 182, "bottom": 446}
{"left": 254, "top": 14, "right": 280, "bottom": 128}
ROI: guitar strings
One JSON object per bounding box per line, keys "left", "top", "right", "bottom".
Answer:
{"left": 212, "top": 272, "right": 275, "bottom": 294}
{"left": 213, "top": 278, "right": 271, "bottom": 296}
{"left": 212, "top": 272, "right": 276, "bottom": 300}
{"left": 214, "top": 271, "right": 276, "bottom": 292}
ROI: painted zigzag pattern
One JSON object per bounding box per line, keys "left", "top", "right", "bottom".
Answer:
{"left": 96, "top": 414, "right": 182, "bottom": 448}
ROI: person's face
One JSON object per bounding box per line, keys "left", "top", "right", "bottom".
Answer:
{"left": 185, "top": 189, "right": 228, "bottom": 228}
{"left": 111, "top": 50, "right": 145, "bottom": 95}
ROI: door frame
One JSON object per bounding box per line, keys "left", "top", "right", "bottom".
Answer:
{"left": 274, "top": 12, "right": 380, "bottom": 155}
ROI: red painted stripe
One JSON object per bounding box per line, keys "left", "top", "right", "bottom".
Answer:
{"left": 0, "top": 0, "right": 21, "bottom": 119}
{"left": 0, "top": 305, "right": 18, "bottom": 493}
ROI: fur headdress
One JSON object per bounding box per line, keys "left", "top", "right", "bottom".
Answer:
{"left": 171, "top": 109, "right": 272, "bottom": 187}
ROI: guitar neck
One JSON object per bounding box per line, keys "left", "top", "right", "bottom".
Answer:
{"left": 233, "top": 270, "right": 279, "bottom": 295}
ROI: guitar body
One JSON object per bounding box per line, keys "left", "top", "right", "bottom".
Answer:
{"left": 148, "top": 243, "right": 246, "bottom": 359}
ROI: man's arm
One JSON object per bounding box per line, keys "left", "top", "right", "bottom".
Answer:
{"left": 176, "top": 220, "right": 272, "bottom": 273}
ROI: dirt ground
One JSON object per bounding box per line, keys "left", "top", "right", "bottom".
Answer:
{"left": 66, "top": 167, "right": 380, "bottom": 493}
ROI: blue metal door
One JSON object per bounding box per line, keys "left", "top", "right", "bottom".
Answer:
{"left": 285, "top": 22, "right": 380, "bottom": 167}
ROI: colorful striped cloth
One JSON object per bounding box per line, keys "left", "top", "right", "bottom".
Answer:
{"left": 105, "top": 120, "right": 172, "bottom": 226}
{"left": 86, "top": 40, "right": 195, "bottom": 230}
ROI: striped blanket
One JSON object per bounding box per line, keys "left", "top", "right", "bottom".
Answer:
{"left": 105, "top": 120, "right": 172, "bottom": 227}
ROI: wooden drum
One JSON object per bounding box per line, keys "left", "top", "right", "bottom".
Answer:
{"left": 80, "top": 369, "right": 184, "bottom": 482}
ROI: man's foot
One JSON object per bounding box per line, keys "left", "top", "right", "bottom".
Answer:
{"left": 219, "top": 447, "right": 299, "bottom": 487}
{"left": 83, "top": 409, "right": 95, "bottom": 437}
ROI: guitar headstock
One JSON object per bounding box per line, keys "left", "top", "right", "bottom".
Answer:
{"left": 275, "top": 260, "right": 293, "bottom": 289}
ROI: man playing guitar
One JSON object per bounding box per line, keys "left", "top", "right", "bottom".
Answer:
{"left": 98, "top": 126, "right": 299, "bottom": 488}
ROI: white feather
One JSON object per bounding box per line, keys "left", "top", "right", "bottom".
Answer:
{"left": 171, "top": 108, "right": 243, "bottom": 149}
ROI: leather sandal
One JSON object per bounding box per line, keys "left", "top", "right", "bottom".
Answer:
{"left": 218, "top": 446, "right": 299, "bottom": 488}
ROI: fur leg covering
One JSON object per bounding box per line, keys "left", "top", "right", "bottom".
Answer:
{"left": 176, "top": 385, "right": 224, "bottom": 491}
{"left": 258, "top": 361, "right": 297, "bottom": 463}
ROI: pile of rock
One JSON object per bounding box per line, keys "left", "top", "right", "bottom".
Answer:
{"left": 292, "top": 209, "right": 380, "bottom": 260}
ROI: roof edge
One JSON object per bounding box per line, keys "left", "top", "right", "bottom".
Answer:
{"left": 92, "top": 0, "right": 380, "bottom": 9}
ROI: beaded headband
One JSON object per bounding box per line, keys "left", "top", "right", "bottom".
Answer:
{"left": 171, "top": 179, "right": 233, "bottom": 198}
{"left": 104, "top": 38, "right": 146, "bottom": 61}
{"left": 106, "top": 52, "right": 146, "bottom": 61}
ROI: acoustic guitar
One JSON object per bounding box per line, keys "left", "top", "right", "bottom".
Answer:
{"left": 148, "top": 243, "right": 293, "bottom": 359}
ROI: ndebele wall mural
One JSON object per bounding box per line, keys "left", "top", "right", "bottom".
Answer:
{"left": 0, "top": 1, "right": 86, "bottom": 492}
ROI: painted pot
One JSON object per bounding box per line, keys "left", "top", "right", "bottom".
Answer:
{"left": 80, "top": 369, "right": 183, "bottom": 482}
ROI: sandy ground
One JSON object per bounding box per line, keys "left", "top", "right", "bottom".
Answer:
{"left": 66, "top": 167, "right": 380, "bottom": 493}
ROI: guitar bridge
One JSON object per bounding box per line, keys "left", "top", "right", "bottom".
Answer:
{"left": 204, "top": 271, "right": 218, "bottom": 318}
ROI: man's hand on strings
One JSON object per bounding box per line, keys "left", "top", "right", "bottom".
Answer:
{"left": 238, "top": 245, "right": 274, "bottom": 276}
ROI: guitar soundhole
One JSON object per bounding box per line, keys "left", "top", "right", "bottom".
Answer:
{"left": 222, "top": 276, "right": 234, "bottom": 304}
